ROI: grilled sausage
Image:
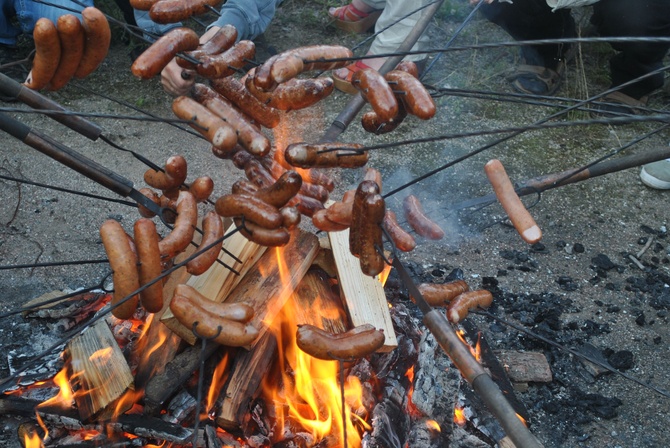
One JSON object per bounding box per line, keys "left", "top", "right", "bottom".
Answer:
{"left": 196, "top": 40, "right": 255, "bottom": 79}
{"left": 245, "top": 72, "right": 334, "bottom": 111}
{"left": 176, "top": 24, "right": 237, "bottom": 70}
{"left": 131, "top": 27, "right": 200, "bottom": 80}
{"left": 24, "top": 18, "right": 61, "bottom": 90}
{"left": 134, "top": 218, "right": 164, "bottom": 313}
{"left": 144, "top": 155, "right": 187, "bottom": 191}
{"left": 172, "top": 95, "right": 238, "bottom": 151}
{"left": 48, "top": 15, "right": 85, "bottom": 91}
{"left": 188, "top": 176, "right": 214, "bottom": 203}
{"left": 186, "top": 211, "right": 223, "bottom": 275}
{"left": 349, "top": 180, "right": 380, "bottom": 258}
{"left": 385, "top": 70, "right": 435, "bottom": 120}
{"left": 100, "top": 220, "right": 140, "bottom": 319}
{"left": 312, "top": 209, "right": 349, "bottom": 232}
{"left": 284, "top": 142, "right": 368, "bottom": 169}
{"left": 296, "top": 324, "right": 385, "bottom": 360}
{"left": 74, "top": 7, "right": 111, "bottom": 79}
{"left": 403, "top": 194, "right": 444, "bottom": 240}
{"left": 383, "top": 210, "right": 416, "bottom": 252}
{"left": 352, "top": 68, "right": 398, "bottom": 122}
{"left": 158, "top": 190, "right": 198, "bottom": 259}
{"left": 447, "top": 290, "right": 494, "bottom": 323}
{"left": 234, "top": 218, "right": 290, "bottom": 246}
{"left": 215, "top": 193, "right": 283, "bottom": 229}
{"left": 173, "top": 284, "right": 254, "bottom": 322}
{"left": 358, "top": 193, "right": 386, "bottom": 277}
{"left": 209, "top": 76, "right": 282, "bottom": 129}
{"left": 416, "top": 280, "right": 470, "bottom": 307}
{"left": 149, "top": 0, "right": 223, "bottom": 24}
{"left": 253, "top": 170, "right": 303, "bottom": 208}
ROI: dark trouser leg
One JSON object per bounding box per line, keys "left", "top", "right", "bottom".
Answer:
{"left": 480, "top": 0, "right": 575, "bottom": 70}
{"left": 592, "top": 0, "right": 670, "bottom": 99}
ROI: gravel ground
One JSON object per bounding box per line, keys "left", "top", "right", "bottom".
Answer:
{"left": 0, "top": 2, "right": 669, "bottom": 447}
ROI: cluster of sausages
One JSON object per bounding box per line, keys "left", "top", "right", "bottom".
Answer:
{"left": 354, "top": 61, "right": 436, "bottom": 135}
{"left": 416, "top": 280, "right": 493, "bottom": 323}
{"left": 169, "top": 284, "right": 259, "bottom": 347}
{"left": 296, "top": 323, "right": 385, "bottom": 361}
{"left": 130, "top": 0, "right": 223, "bottom": 25}
{"left": 25, "top": 8, "right": 111, "bottom": 91}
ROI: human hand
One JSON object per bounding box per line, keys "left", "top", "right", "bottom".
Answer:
{"left": 161, "top": 58, "right": 195, "bottom": 97}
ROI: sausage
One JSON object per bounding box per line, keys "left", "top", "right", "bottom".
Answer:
{"left": 264, "top": 151, "right": 334, "bottom": 195}
{"left": 192, "top": 83, "right": 270, "bottom": 156}
{"left": 290, "top": 194, "right": 325, "bottom": 218}
{"left": 394, "top": 60, "right": 419, "bottom": 78}
{"left": 253, "top": 170, "right": 302, "bottom": 208}
{"left": 325, "top": 201, "right": 352, "bottom": 226}
{"left": 215, "top": 193, "right": 283, "bottom": 229}
{"left": 255, "top": 45, "right": 353, "bottom": 90}
{"left": 244, "top": 158, "right": 276, "bottom": 189}
{"left": 149, "top": 0, "right": 223, "bottom": 24}
{"left": 312, "top": 209, "right": 348, "bottom": 232}
{"left": 172, "top": 96, "right": 238, "bottom": 151}
{"left": 137, "top": 187, "right": 160, "bottom": 218}
{"left": 416, "top": 280, "right": 470, "bottom": 307}
{"left": 133, "top": 218, "right": 164, "bottom": 313}
{"left": 284, "top": 142, "right": 368, "bottom": 169}
{"left": 24, "top": 18, "right": 61, "bottom": 90}
{"left": 245, "top": 72, "right": 334, "bottom": 111}
{"left": 384, "top": 70, "right": 436, "bottom": 120}
{"left": 170, "top": 293, "right": 259, "bottom": 347}
{"left": 144, "top": 155, "right": 187, "bottom": 191}
{"left": 129, "top": 0, "right": 159, "bottom": 10}
{"left": 209, "top": 77, "right": 282, "bottom": 129}
{"left": 100, "top": 220, "right": 140, "bottom": 319}
{"left": 296, "top": 324, "right": 385, "bottom": 360}
{"left": 231, "top": 149, "right": 253, "bottom": 169}
{"left": 231, "top": 179, "right": 259, "bottom": 196}
{"left": 234, "top": 218, "right": 290, "bottom": 247}
{"left": 349, "top": 180, "right": 380, "bottom": 259}
{"left": 361, "top": 105, "right": 407, "bottom": 134}
{"left": 484, "top": 159, "right": 542, "bottom": 244}
{"left": 188, "top": 176, "right": 214, "bottom": 203}
{"left": 158, "top": 190, "right": 198, "bottom": 259}
{"left": 173, "top": 284, "right": 254, "bottom": 322}
{"left": 299, "top": 180, "right": 329, "bottom": 203}
{"left": 447, "top": 290, "right": 494, "bottom": 323}
{"left": 403, "top": 194, "right": 445, "bottom": 240}
{"left": 352, "top": 68, "right": 398, "bottom": 122}
{"left": 196, "top": 40, "right": 255, "bottom": 79}
{"left": 358, "top": 193, "right": 386, "bottom": 277}
{"left": 176, "top": 24, "right": 237, "bottom": 70}
{"left": 186, "top": 211, "right": 223, "bottom": 275}
{"left": 303, "top": 168, "right": 335, "bottom": 192}
{"left": 280, "top": 206, "right": 301, "bottom": 230}
{"left": 131, "top": 27, "right": 200, "bottom": 80}
{"left": 251, "top": 53, "right": 281, "bottom": 92}
{"left": 383, "top": 210, "right": 416, "bottom": 252}
{"left": 74, "top": 7, "right": 111, "bottom": 79}
{"left": 48, "top": 15, "right": 85, "bottom": 91}
{"left": 363, "top": 167, "right": 382, "bottom": 191}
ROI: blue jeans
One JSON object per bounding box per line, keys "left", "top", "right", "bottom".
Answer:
{"left": 0, "top": 0, "right": 93, "bottom": 46}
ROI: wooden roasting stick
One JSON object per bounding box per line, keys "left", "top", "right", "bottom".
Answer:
{"left": 66, "top": 319, "right": 134, "bottom": 422}
{"left": 217, "top": 268, "right": 349, "bottom": 430}
{"left": 328, "top": 227, "right": 397, "bottom": 352}
{"left": 160, "top": 223, "right": 267, "bottom": 344}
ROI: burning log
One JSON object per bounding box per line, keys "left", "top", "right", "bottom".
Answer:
{"left": 66, "top": 319, "right": 134, "bottom": 422}
{"left": 328, "top": 228, "right": 397, "bottom": 351}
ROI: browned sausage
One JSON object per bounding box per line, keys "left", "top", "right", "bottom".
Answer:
{"left": 176, "top": 24, "right": 237, "bottom": 70}
{"left": 172, "top": 96, "right": 238, "bottom": 151}
{"left": 158, "top": 190, "right": 198, "bottom": 259}
{"left": 192, "top": 83, "right": 270, "bottom": 156}
{"left": 149, "top": 0, "right": 223, "bottom": 24}
{"left": 383, "top": 210, "right": 416, "bottom": 253}
{"left": 284, "top": 142, "right": 368, "bottom": 169}
{"left": 234, "top": 218, "right": 290, "bottom": 246}
{"left": 349, "top": 180, "right": 380, "bottom": 258}
{"left": 231, "top": 179, "right": 259, "bottom": 196}
{"left": 296, "top": 324, "right": 385, "bottom": 360}
{"left": 289, "top": 194, "right": 325, "bottom": 218}
{"left": 244, "top": 158, "right": 276, "bottom": 189}
{"left": 170, "top": 293, "right": 259, "bottom": 347}
{"left": 100, "top": 219, "right": 140, "bottom": 319}
{"left": 361, "top": 104, "right": 407, "bottom": 134}
{"left": 24, "top": 18, "right": 61, "bottom": 90}
{"left": 74, "top": 7, "right": 111, "bottom": 79}
{"left": 325, "top": 201, "right": 353, "bottom": 226}
{"left": 312, "top": 209, "right": 349, "bottom": 232}
{"left": 358, "top": 193, "right": 386, "bottom": 277}
{"left": 245, "top": 72, "right": 334, "bottom": 111}
{"left": 215, "top": 193, "right": 282, "bottom": 229}
{"left": 385, "top": 70, "right": 436, "bottom": 120}
{"left": 447, "top": 290, "right": 494, "bottom": 323}
{"left": 186, "top": 211, "right": 223, "bottom": 275}
{"left": 484, "top": 159, "right": 542, "bottom": 244}
{"left": 209, "top": 76, "right": 282, "bottom": 129}
{"left": 137, "top": 187, "right": 160, "bottom": 218}
{"left": 352, "top": 68, "right": 398, "bottom": 122}
{"left": 188, "top": 176, "right": 214, "bottom": 203}
{"left": 48, "top": 15, "right": 85, "bottom": 91}
{"left": 253, "top": 170, "right": 302, "bottom": 208}
{"left": 144, "top": 155, "right": 187, "bottom": 191}
{"left": 196, "top": 40, "right": 255, "bottom": 79}
{"left": 173, "top": 284, "right": 254, "bottom": 322}
{"left": 129, "top": 0, "right": 159, "bottom": 10}
{"left": 131, "top": 27, "right": 200, "bottom": 80}
{"left": 394, "top": 60, "right": 419, "bottom": 78}
{"left": 403, "top": 194, "right": 445, "bottom": 240}
{"left": 416, "top": 280, "right": 470, "bottom": 307}
{"left": 134, "top": 218, "right": 164, "bottom": 313}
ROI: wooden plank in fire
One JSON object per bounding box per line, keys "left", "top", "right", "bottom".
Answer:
{"left": 66, "top": 319, "right": 134, "bottom": 422}
{"left": 217, "top": 267, "right": 350, "bottom": 430}
{"left": 328, "top": 228, "right": 397, "bottom": 351}
{"left": 160, "top": 224, "right": 267, "bottom": 345}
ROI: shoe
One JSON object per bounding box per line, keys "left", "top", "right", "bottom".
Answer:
{"left": 507, "top": 46, "right": 574, "bottom": 96}
{"left": 590, "top": 91, "right": 647, "bottom": 116}
{"left": 333, "top": 60, "right": 371, "bottom": 94}
{"left": 640, "top": 159, "right": 670, "bottom": 190}
{"left": 328, "top": 3, "right": 382, "bottom": 34}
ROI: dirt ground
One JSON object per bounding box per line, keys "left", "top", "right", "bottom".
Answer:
{"left": 1, "top": 1, "right": 669, "bottom": 447}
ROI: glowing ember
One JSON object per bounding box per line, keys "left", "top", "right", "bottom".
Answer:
{"left": 425, "top": 419, "right": 441, "bottom": 433}
{"left": 453, "top": 405, "right": 467, "bottom": 427}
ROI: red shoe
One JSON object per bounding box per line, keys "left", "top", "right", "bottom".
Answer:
{"left": 332, "top": 60, "right": 371, "bottom": 94}
{"left": 328, "top": 3, "right": 382, "bottom": 34}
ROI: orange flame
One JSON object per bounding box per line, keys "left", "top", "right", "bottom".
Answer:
{"left": 261, "top": 248, "right": 368, "bottom": 446}
{"left": 38, "top": 367, "right": 73, "bottom": 409}
{"left": 22, "top": 431, "right": 43, "bottom": 448}
{"left": 206, "top": 352, "right": 230, "bottom": 415}
{"left": 516, "top": 413, "right": 527, "bottom": 426}
{"left": 453, "top": 405, "right": 467, "bottom": 427}
{"left": 425, "top": 419, "right": 441, "bottom": 434}
{"left": 456, "top": 329, "right": 481, "bottom": 362}
{"left": 377, "top": 264, "right": 392, "bottom": 287}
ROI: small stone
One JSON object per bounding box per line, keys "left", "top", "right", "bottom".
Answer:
{"left": 592, "top": 254, "right": 615, "bottom": 270}
{"left": 608, "top": 350, "right": 634, "bottom": 371}
{"left": 573, "top": 243, "right": 585, "bottom": 253}
{"left": 638, "top": 237, "right": 649, "bottom": 245}
{"left": 635, "top": 313, "right": 645, "bottom": 326}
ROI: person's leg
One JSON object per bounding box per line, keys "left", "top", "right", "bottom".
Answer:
{"left": 592, "top": 0, "right": 670, "bottom": 99}
{"left": 13, "top": 0, "right": 92, "bottom": 35}
{"left": 0, "top": 0, "right": 22, "bottom": 46}
{"left": 208, "top": 0, "right": 279, "bottom": 41}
